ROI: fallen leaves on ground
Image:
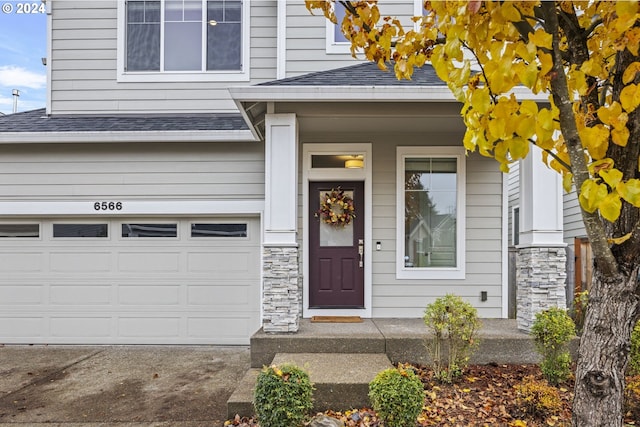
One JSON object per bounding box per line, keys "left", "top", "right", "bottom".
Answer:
{"left": 226, "top": 363, "right": 637, "bottom": 426}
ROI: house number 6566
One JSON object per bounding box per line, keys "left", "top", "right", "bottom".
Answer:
{"left": 93, "top": 201, "right": 123, "bottom": 211}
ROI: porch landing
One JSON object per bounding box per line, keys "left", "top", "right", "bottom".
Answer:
{"left": 227, "top": 318, "right": 545, "bottom": 418}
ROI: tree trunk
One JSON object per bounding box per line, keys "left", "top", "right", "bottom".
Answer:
{"left": 572, "top": 267, "right": 640, "bottom": 426}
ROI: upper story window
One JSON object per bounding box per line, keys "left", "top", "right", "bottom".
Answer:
{"left": 326, "top": 1, "right": 349, "bottom": 54}
{"left": 118, "top": 0, "right": 249, "bottom": 82}
{"left": 327, "top": 1, "right": 425, "bottom": 54}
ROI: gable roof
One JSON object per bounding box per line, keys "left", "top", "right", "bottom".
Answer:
{"left": 259, "top": 62, "right": 446, "bottom": 87}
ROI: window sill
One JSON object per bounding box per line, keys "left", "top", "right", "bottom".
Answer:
{"left": 117, "top": 71, "right": 250, "bottom": 83}
{"left": 396, "top": 267, "right": 465, "bottom": 280}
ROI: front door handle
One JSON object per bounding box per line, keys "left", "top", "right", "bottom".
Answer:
{"left": 358, "top": 239, "right": 364, "bottom": 267}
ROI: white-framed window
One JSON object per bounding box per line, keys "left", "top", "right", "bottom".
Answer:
{"left": 326, "top": 1, "right": 425, "bottom": 54}
{"left": 190, "top": 223, "right": 248, "bottom": 238}
{"left": 0, "top": 223, "right": 40, "bottom": 238}
{"left": 396, "top": 146, "right": 466, "bottom": 279}
{"left": 325, "top": 1, "right": 349, "bottom": 54}
{"left": 117, "top": 0, "right": 250, "bottom": 82}
{"left": 121, "top": 223, "right": 178, "bottom": 238}
{"left": 512, "top": 206, "right": 520, "bottom": 246}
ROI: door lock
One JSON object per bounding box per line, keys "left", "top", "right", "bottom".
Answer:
{"left": 358, "top": 239, "right": 364, "bottom": 267}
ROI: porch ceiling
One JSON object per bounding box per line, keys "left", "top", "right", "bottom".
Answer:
{"left": 278, "top": 101, "right": 466, "bottom": 137}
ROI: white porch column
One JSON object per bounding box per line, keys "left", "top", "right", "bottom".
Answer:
{"left": 516, "top": 146, "right": 567, "bottom": 331}
{"left": 262, "top": 113, "right": 300, "bottom": 333}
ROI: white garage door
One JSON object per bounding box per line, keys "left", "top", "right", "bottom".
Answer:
{"left": 0, "top": 218, "right": 261, "bottom": 345}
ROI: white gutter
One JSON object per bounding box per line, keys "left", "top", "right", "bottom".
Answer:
{"left": 0, "top": 129, "right": 257, "bottom": 144}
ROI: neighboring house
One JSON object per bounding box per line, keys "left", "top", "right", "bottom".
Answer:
{"left": 0, "top": 0, "right": 564, "bottom": 345}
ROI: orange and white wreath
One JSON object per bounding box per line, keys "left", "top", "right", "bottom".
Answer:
{"left": 315, "top": 187, "right": 356, "bottom": 227}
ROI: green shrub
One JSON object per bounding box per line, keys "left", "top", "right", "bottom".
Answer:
{"left": 423, "top": 294, "right": 481, "bottom": 383}
{"left": 368, "top": 366, "right": 424, "bottom": 427}
{"left": 514, "top": 376, "right": 562, "bottom": 417}
{"left": 628, "top": 321, "right": 640, "bottom": 375}
{"left": 530, "top": 307, "right": 575, "bottom": 385}
{"left": 253, "top": 363, "right": 313, "bottom": 427}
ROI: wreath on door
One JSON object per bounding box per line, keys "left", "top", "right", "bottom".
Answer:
{"left": 315, "top": 187, "right": 356, "bottom": 227}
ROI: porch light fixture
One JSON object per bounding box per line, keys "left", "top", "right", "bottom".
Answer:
{"left": 345, "top": 156, "right": 364, "bottom": 169}
{"left": 208, "top": 20, "right": 217, "bottom": 26}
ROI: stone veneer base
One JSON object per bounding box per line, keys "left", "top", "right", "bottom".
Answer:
{"left": 516, "top": 246, "right": 567, "bottom": 332}
{"left": 262, "top": 246, "right": 300, "bottom": 333}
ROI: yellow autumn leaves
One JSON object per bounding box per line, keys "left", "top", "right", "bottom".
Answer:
{"left": 305, "top": 1, "right": 640, "bottom": 223}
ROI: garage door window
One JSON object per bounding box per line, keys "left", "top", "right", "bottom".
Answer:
{"left": 191, "top": 223, "right": 247, "bottom": 238}
{"left": 53, "top": 224, "right": 108, "bottom": 238}
{"left": 0, "top": 224, "right": 39, "bottom": 238}
{"left": 122, "top": 223, "right": 178, "bottom": 238}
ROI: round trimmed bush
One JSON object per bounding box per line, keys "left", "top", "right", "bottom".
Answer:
{"left": 368, "top": 366, "right": 424, "bottom": 427}
{"left": 254, "top": 363, "right": 313, "bottom": 427}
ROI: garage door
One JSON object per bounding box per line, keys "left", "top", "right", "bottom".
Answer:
{"left": 0, "top": 218, "right": 261, "bottom": 345}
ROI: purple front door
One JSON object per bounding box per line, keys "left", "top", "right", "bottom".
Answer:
{"left": 309, "top": 181, "right": 364, "bottom": 308}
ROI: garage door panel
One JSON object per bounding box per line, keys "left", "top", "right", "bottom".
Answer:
{"left": 50, "top": 285, "right": 112, "bottom": 305}
{"left": 187, "top": 283, "right": 252, "bottom": 306}
{"left": 118, "top": 252, "right": 181, "bottom": 272}
{"left": 188, "top": 316, "right": 256, "bottom": 340}
{"left": 50, "top": 252, "right": 111, "bottom": 272}
{"left": 0, "top": 253, "right": 43, "bottom": 272}
{"left": 118, "top": 285, "right": 180, "bottom": 305}
{"left": 0, "top": 285, "right": 44, "bottom": 304}
{"left": 51, "top": 317, "right": 112, "bottom": 338}
{"left": 0, "top": 317, "right": 44, "bottom": 337}
{"left": 118, "top": 317, "right": 180, "bottom": 338}
{"left": 187, "top": 250, "right": 258, "bottom": 276}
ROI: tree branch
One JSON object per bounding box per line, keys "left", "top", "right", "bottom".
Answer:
{"left": 529, "top": 139, "right": 573, "bottom": 173}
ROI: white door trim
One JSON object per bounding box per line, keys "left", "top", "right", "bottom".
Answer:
{"left": 302, "top": 143, "right": 373, "bottom": 318}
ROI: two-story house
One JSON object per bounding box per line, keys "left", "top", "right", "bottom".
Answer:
{"left": 0, "top": 0, "right": 567, "bottom": 345}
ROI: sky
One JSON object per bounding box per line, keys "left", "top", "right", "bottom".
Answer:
{"left": 0, "top": 1, "right": 47, "bottom": 115}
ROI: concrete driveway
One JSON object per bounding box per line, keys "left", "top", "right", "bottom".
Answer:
{"left": 0, "top": 345, "right": 250, "bottom": 427}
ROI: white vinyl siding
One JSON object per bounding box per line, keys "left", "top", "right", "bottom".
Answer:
{"left": 563, "top": 190, "right": 585, "bottom": 246}
{"left": 284, "top": 2, "right": 363, "bottom": 75}
{"left": 284, "top": 1, "right": 418, "bottom": 76}
{"left": 371, "top": 142, "right": 502, "bottom": 318}
{"left": 50, "top": 0, "right": 276, "bottom": 114}
{"left": 0, "top": 142, "right": 264, "bottom": 200}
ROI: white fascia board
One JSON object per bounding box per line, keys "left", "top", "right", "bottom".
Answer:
{"left": 0, "top": 129, "right": 257, "bottom": 144}
{"left": 230, "top": 85, "right": 457, "bottom": 102}
{"left": 233, "top": 99, "right": 262, "bottom": 140}
{"left": 229, "top": 85, "right": 547, "bottom": 103}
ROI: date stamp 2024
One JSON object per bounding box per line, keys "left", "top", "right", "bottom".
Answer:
{"left": 1, "top": 2, "right": 46, "bottom": 14}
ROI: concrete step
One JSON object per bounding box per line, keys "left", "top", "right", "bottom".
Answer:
{"left": 227, "top": 352, "right": 393, "bottom": 418}
{"left": 250, "top": 318, "right": 548, "bottom": 368}
{"left": 250, "top": 319, "right": 386, "bottom": 368}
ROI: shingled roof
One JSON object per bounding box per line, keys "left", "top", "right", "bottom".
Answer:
{"left": 0, "top": 108, "right": 249, "bottom": 133}
{"left": 259, "top": 61, "right": 445, "bottom": 87}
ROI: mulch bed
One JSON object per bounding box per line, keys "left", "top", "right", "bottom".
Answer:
{"left": 226, "top": 363, "right": 639, "bottom": 426}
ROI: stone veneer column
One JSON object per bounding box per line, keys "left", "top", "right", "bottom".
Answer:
{"left": 262, "top": 113, "right": 300, "bottom": 333}
{"left": 262, "top": 246, "right": 300, "bottom": 332}
{"left": 516, "top": 247, "right": 567, "bottom": 331}
{"left": 516, "top": 146, "right": 567, "bottom": 332}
